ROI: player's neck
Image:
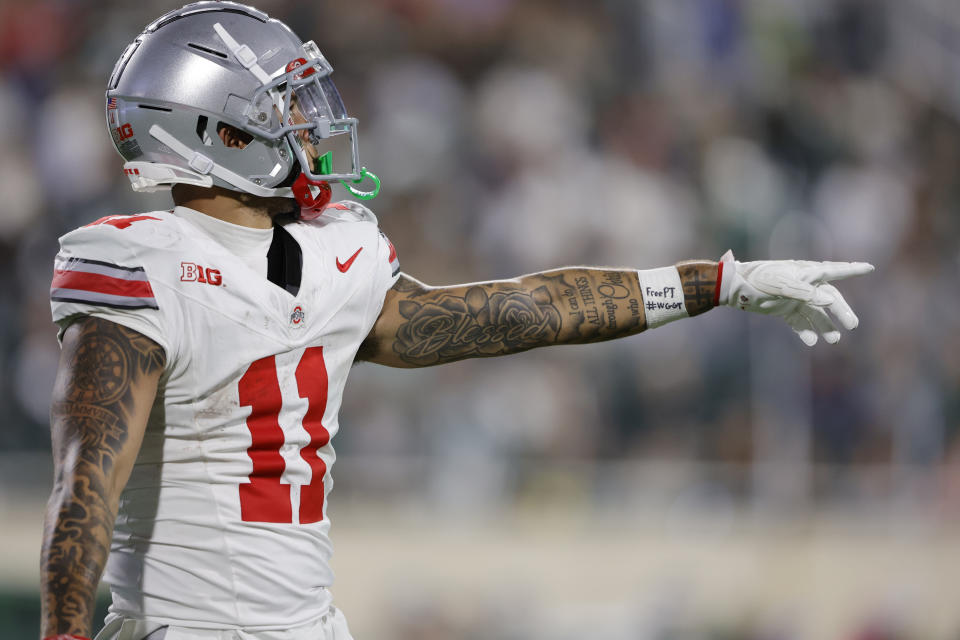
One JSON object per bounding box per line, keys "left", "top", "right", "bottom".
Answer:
{"left": 171, "top": 185, "right": 280, "bottom": 229}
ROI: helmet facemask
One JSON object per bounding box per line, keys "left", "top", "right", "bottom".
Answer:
{"left": 244, "top": 41, "right": 360, "bottom": 181}
{"left": 212, "top": 24, "right": 363, "bottom": 216}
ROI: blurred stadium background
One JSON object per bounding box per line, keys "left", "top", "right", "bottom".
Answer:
{"left": 1, "top": 0, "right": 959, "bottom": 638}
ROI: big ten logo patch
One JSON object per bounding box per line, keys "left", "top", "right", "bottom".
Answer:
{"left": 181, "top": 262, "right": 223, "bottom": 286}
{"left": 116, "top": 123, "right": 134, "bottom": 141}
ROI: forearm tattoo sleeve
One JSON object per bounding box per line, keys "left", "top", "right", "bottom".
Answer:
{"left": 385, "top": 263, "right": 708, "bottom": 366}
{"left": 40, "top": 317, "right": 164, "bottom": 637}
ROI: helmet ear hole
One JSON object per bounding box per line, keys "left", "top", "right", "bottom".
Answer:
{"left": 216, "top": 122, "right": 253, "bottom": 149}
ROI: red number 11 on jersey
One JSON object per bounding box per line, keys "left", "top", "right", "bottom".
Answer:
{"left": 237, "top": 347, "right": 330, "bottom": 524}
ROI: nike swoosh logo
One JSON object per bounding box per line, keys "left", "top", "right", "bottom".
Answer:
{"left": 336, "top": 247, "right": 363, "bottom": 273}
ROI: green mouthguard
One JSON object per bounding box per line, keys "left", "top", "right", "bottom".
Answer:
{"left": 315, "top": 152, "right": 381, "bottom": 200}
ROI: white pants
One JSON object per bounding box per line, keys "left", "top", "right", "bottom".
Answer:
{"left": 93, "top": 607, "right": 354, "bottom": 640}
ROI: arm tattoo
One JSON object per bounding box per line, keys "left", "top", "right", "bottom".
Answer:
{"left": 372, "top": 262, "right": 718, "bottom": 368}
{"left": 387, "top": 269, "right": 645, "bottom": 366}
{"left": 547, "top": 270, "right": 644, "bottom": 342}
{"left": 676, "top": 261, "right": 718, "bottom": 317}
{"left": 41, "top": 317, "right": 164, "bottom": 637}
{"left": 391, "top": 280, "right": 563, "bottom": 366}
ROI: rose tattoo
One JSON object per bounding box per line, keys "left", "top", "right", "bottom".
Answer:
{"left": 393, "top": 285, "right": 562, "bottom": 365}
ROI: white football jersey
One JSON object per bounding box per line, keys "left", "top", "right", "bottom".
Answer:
{"left": 50, "top": 204, "right": 400, "bottom": 630}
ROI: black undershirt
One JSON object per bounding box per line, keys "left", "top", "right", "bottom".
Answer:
{"left": 266, "top": 223, "right": 303, "bottom": 296}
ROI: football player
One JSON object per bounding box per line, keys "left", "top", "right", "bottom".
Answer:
{"left": 40, "top": 2, "right": 873, "bottom": 640}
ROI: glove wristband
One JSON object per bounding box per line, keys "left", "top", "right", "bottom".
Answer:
{"left": 636, "top": 266, "right": 688, "bottom": 328}
{"left": 44, "top": 636, "right": 92, "bottom": 640}
{"left": 716, "top": 250, "right": 735, "bottom": 306}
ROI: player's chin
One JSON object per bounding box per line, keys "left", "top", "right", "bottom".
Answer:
{"left": 262, "top": 196, "right": 300, "bottom": 219}
{"left": 245, "top": 163, "right": 304, "bottom": 218}
{"left": 235, "top": 190, "right": 299, "bottom": 218}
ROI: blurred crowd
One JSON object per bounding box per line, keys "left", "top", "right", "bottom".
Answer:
{"left": 0, "top": 0, "right": 959, "bottom": 636}
{"left": 4, "top": 0, "right": 956, "bottom": 497}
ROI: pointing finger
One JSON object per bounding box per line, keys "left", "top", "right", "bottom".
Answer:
{"left": 803, "top": 261, "right": 875, "bottom": 283}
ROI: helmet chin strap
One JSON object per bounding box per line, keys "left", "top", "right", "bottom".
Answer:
{"left": 148, "top": 124, "right": 292, "bottom": 198}
{"left": 149, "top": 123, "right": 331, "bottom": 220}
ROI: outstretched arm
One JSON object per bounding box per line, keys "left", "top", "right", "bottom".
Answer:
{"left": 358, "top": 251, "right": 873, "bottom": 368}
{"left": 357, "top": 262, "right": 718, "bottom": 367}
{"left": 40, "top": 318, "right": 164, "bottom": 639}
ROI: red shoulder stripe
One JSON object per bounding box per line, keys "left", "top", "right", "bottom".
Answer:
{"left": 52, "top": 269, "right": 155, "bottom": 299}
{"left": 84, "top": 214, "right": 161, "bottom": 230}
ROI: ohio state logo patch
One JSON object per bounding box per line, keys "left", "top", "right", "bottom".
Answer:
{"left": 290, "top": 305, "right": 305, "bottom": 327}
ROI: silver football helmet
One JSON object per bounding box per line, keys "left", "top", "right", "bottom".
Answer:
{"left": 106, "top": 1, "right": 371, "bottom": 215}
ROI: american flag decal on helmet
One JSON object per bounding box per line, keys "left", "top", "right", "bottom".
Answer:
{"left": 107, "top": 97, "right": 118, "bottom": 110}
{"left": 51, "top": 256, "right": 158, "bottom": 310}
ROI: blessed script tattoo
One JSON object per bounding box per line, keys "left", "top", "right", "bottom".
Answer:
{"left": 41, "top": 318, "right": 164, "bottom": 637}
{"left": 388, "top": 279, "right": 562, "bottom": 366}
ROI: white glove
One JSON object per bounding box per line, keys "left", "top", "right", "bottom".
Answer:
{"left": 717, "top": 250, "right": 874, "bottom": 346}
